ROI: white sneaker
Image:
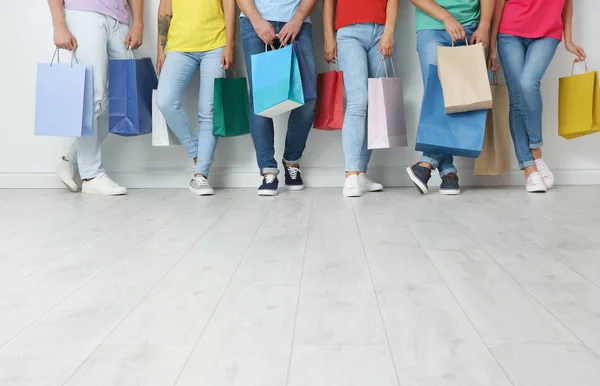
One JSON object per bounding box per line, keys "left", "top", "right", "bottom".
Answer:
{"left": 82, "top": 173, "right": 127, "bottom": 196}
{"left": 54, "top": 158, "right": 78, "bottom": 192}
{"left": 535, "top": 159, "right": 554, "bottom": 190}
{"left": 189, "top": 175, "right": 214, "bottom": 196}
{"left": 343, "top": 174, "right": 362, "bottom": 197}
{"left": 526, "top": 171, "right": 547, "bottom": 193}
{"left": 358, "top": 173, "right": 383, "bottom": 192}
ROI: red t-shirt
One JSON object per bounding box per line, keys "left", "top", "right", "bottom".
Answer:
{"left": 335, "top": 0, "right": 387, "bottom": 31}
{"left": 499, "top": 0, "right": 565, "bottom": 41}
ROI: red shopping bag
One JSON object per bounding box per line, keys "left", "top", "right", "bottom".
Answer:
{"left": 314, "top": 71, "right": 343, "bottom": 130}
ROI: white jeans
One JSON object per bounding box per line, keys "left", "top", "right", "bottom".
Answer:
{"left": 63, "top": 9, "right": 129, "bottom": 179}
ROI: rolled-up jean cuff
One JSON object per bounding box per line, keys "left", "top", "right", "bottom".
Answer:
{"left": 439, "top": 167, "right": 457, "bottom": 177}
{"left": 530, "top": 142, "right": 543, "bottom": 149}
{"left": 283, "top": 157, "right": 300, "bottom": 165}
{"left": 520, "top": 160, "right": 536, "bottom": 170}
{"left": 194, "top": 167, "right": 210, "bottom": 177}
{"left": 261, "top": 167, "right": 279, "bottom": 175}
{"left": 418, "top": 155, "right": 439, "bottom": 170}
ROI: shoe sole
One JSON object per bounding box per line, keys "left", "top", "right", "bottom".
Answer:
{"left": 526, "top": 188, "right": 547, "bottom": 193}
{"left": 257, "top": 190, "right": 278, "bottom": 196}
{"left": 286, "top": 185, "right": 305, "bottom": 191}
{"left": 82, "top": 189, "right": 127, "bottom": 196}
{"left": 54, "top": 169, "right": 79, "bottom": 192}
{"left": 405, "top": 167, "right": 428, "bottom": 194}
{"left": 440, "top": 189, "right": 461, "bottom": 196}
{"left": 343, "top": 192, "right": 362, "bottom": 197}
{"left": 189, "top": 187, "right": 215, "bottom": 196}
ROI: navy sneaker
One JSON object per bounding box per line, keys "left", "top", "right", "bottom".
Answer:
{"left": 406, "top": 164, "right": 432, "bottom": 194}
{"left": 283, "top": 161, "right": 305, "bottom": 191}
{"left": 258, "top": 174, "right": 279, "bottom": 196}
{"left": 440, "top": 173, "right": 460, "bottom": 195}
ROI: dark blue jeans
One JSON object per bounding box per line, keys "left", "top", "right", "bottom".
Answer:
{"left": 240, "top": 17, "right": 317, "bottom": 175}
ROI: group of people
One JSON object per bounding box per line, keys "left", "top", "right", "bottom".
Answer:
{"left": 48, "top": 0, "right": 586, "bottom": 197}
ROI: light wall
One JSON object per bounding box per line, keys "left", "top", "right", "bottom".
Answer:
{"left": 2, "top": 0, "right": 600, "bottom": 188}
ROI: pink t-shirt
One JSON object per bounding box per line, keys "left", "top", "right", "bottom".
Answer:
{"left": 64, "top": 0, "right": 129, "bottom": 25}
{"left": 499, "top": 0, "right": 565, "bottom": 41}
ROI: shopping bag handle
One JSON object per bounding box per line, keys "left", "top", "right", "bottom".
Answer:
{"left": 451, "top": 39, "right": 469, "bottom": 47}
{"left": 491, "top": 71, "right": 498, "bottom": 85}
{"left": 571, "top": 59, "right": 589, "bottom": 75}
{"left": 50, "top": 47, "right": 79, "bottom": 67}
{"left": 221, "top": 66, "right": 238, "bottom": 79}
{"left": 374, "top": 57, "right": 397, "bottom": 78}
{"left": 263, "top": 43, "right": 277, "bottom": 52}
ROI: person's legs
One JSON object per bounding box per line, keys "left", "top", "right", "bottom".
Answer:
{"left": 156, "top": 52, "right": 200, "bottom": 161}
{"left": 240, "top": 17, "right": 278, "bottom": 177}
{"left": 192, "top": 47, "right": 224, "bottom": 195}
{"left": 63, "top": 9, "right": 109, "bottom": 180}
{"left": 497, "top": 34, "right": 534, "bottom": 172}
{"left": 336, "top": 24, "right": 370, "bottom": 197}
{"left": 284, "top": 23, "right": 317, "bottom": 167}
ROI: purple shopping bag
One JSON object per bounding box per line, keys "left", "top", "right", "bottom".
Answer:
{"left": 367, "top": 58, "right": 408, "bottom": 149}
{"left": 34, "top": 49, "right": 93, "bottom": 137}
{"left": 292, "top": 41, "right": 316, "bottom": 101}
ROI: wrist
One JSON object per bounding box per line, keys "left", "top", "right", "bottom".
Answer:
{"left": 478, "top": 21, "right": 491, "bottom": 29}
{"left": 383, "top": 26, "right": 395, "bottom": 36}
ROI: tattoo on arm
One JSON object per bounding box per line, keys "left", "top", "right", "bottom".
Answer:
{"left": 158, "top": 13, "right": 172, "bottom": 49}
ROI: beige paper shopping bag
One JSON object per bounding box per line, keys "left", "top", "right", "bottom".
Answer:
{"left": 437, "top": 42, "right": 493, "bottom": 114}
{"left": 474, "top": 75, "right": 512, "bottom": 176}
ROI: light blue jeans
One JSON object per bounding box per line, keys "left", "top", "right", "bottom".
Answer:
{"left": 497, "top": 34, "right": 559, "bottom": 169}
{"left": 156, "top": 48, "right": 224, "bottom": 176}
{"left": 416, "top": 24, "right": 478, "bottom": 177}
{"left": 337, "top": 23, "right": 386, "bottom": 172}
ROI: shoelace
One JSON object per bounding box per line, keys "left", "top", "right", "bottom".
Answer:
{"left": 536, "top": 161, "right": 548, "bottom": 178}
{"left": 444, "top": 173, "right": 458, "bottom": 183}
{"left": 265, "top": 174, "right": 277, "bottom": 184}
{"left": 529, "top": 172, "right": 543, "bottom": 185}
{"left": 287, "top": 166, "right": 300, "bottom": 180}
{"left": 193, "top": 176, "right": 210, "bottom": 187}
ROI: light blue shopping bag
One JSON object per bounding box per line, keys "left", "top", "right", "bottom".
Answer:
{"left": 415, "top": 65, "right": 487, "bottom": 158}
{"left": 34, "top": 49, "right": 93, "bottom": 137}
{"left": 251, "top": 45, "right": 304, "bottom": 118}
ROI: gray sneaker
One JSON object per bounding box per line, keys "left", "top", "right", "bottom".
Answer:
{"left": 189, "top": 175, "right": 214, "bottom": 196}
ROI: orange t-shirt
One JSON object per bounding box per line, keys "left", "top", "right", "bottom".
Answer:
{"left": 335, "top": 0, "right": 387, "bottom": 31}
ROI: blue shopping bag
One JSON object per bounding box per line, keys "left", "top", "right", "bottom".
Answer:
{"left": 292, "top": 41, "right": 316, "bottom": 102}
{"left": 108, "top": 56, "right": 158, "bottom": 136}
{"left": 251, "top": 45, "right": 304, "bottom": 118}
{"left": 34, "top": 50, "right": 93, "bottom": 137}
{"left": 415, "top": 65, "right": 487, "bottom": 158}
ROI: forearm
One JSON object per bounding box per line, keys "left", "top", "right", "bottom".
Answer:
{"left": 48, "top": 0, "right": 67, "bottom": 29}
{"left": 127, "top": 0, "right": 144, "bottom": 26}
{"left": 237, "top": 0, "right": 262, "bottom": 24}
{"left": 562, "top": 0, "right": 573, "bottom": 43}
{"left": 223, "top": 0, "right": 236, "bottom": 47}
{"left": 490, "top": 0, "right": 505, "bottom": 46}
{"left": 409, "top": 0, "right": 453, "bottom": 23}
{"left": 323, "top": 0, "right": 335, "bottom": 39}
{"left": 479, "top": 0, "right": 494, "bottom": 28}
{"left": 383, "top": 0, "right": 399, "bottom": 35}
{"left": 291, "top": 0, "right": 317, "bottom": 23}
{"left": 157, "top": 0, "right": 172, "bottom": 52}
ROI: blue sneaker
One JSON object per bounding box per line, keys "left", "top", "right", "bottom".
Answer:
{"left": 440, "top": 173, "right": 460, "bottom": 195}
{"left": 283, "top": 161, "right": 305, "bottom": 191}
{"left": 406, "top": 164, "right": 432, "bottom": 194}
{"left": 258, "top": 174, "right": 279, "bottom": 196}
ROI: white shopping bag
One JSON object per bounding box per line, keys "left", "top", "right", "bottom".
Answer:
{"left": 152, "top": 90, "right": 180, "bottom": 146}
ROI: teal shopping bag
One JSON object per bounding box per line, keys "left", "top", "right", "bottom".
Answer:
{"left": 251, "top": 45, "right": 304, "bottom": 118}
{"left": 213, "top": 73, "right": 251, "bottom": 137}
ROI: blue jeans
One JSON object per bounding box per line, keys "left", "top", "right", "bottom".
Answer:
{"left": 415, "top": 24, "right": 478, "bottom": 177}
{"left": 156, "top": 48, "right": 224, "bottom": 176}
{"left": 337, "top": 23, "right": 387, "bottom": 172}
{"left": 497, "top": 34, "right": 559, "bottom": 169}
{"left": 240, "top": 17, "right": 317, "bottom": 175}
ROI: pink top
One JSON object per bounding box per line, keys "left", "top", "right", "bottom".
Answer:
{"left": 499, "top": 0, "right": 565, "bottom": 41}
{"left": 64, "top": 0, "right": 129, "bottom": 25}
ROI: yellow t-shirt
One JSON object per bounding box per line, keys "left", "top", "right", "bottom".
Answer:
{"left": 167, "top": 0, "right": 226, "bottom": 52}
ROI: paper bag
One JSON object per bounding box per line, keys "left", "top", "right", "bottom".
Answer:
{"left": 558, "top": 61, "right": 600, "bottom": 139}
{"left": 314, "top": 70, "right": 343, "bottom": 131}
{"left": 152, "top": 90, "right": 179, "bottom": 146}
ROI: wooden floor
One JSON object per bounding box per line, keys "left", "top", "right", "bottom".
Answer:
{"left": 1, "top": 186, "right": 600, "bottom": 386}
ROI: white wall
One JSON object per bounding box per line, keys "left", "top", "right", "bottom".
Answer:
{"left": 2, "top": 0, "right": 600, "bottom": 188}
